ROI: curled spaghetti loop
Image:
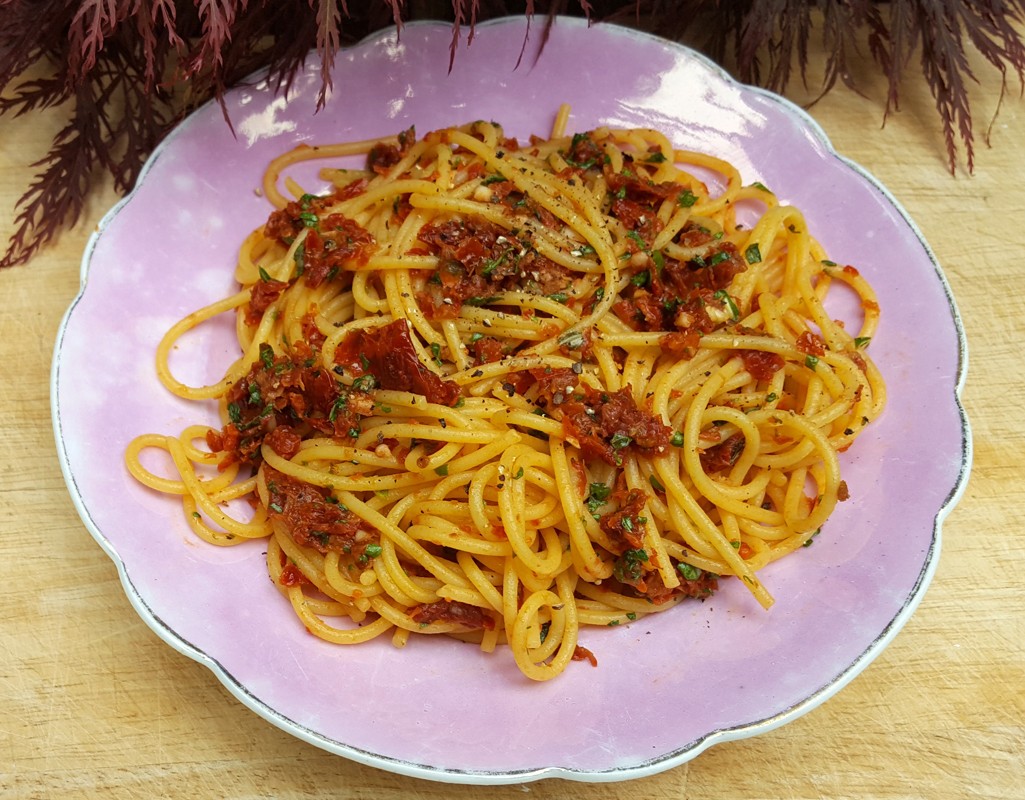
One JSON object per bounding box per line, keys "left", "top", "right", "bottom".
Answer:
{"left": 126, "top": 108, "right": 885, "bottom": 680}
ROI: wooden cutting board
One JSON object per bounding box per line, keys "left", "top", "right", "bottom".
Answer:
{"left": 2, "top": 33, "right": 1023, "bottom": 800}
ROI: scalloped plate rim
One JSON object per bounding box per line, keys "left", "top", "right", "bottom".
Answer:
{"left": 50, "top": 16, "right": 972, "bottom": 784}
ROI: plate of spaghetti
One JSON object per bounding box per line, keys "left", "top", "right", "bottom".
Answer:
{"left": 53, "top": 17, "right": 970, "bottom": 783}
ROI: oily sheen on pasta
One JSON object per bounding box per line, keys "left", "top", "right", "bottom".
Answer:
{"left": 126, "top": 107, "right": 885, "bottom": 681}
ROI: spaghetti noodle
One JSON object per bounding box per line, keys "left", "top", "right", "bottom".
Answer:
{"left": 126, "top": 107, "right": 885, "bottom": 681}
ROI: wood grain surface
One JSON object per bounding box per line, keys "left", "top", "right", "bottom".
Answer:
{"left": 2, "top": 26, "right": 1023, "bottom": 800}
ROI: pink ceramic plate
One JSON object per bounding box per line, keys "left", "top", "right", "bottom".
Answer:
{"left": 52, "top": 17, "right": 970, "bottom": 783}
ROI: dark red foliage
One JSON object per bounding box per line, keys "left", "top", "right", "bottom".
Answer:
{"left": 617, "top": 0, "right": 1025, "bottom": 175}
{"left": 3, "top": 1, "right": 1024, "bottom": 268}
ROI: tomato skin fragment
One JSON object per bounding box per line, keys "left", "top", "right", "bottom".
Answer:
{"left": 335, "top": 319, "right": 461, "bottom": 407}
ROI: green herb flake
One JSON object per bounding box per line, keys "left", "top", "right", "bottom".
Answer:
{"left": 626, "top": 230, "right": 647, "bottom": 249}
{"left": 745, "top": 243, "right": 762, "bottom": 264}
{"left": 854, "top": 336, "right": 871, "bottom": 348}
{"left": 326, "top": 393, "right": 347, "bottom": 422}
{"left": 352, "top": 374, "right": 378, "bottom": 392}
{"left": 670, "top": 431, "right": 685, "bottom": 447}
{"left": 259, "top": 343, "right": 275, "bottom": 370}
{"left": 677, "top": 562, "right": 702, "bottom": 581}
{"left": 434, "top": 464, "right": 449, "bottom": 476}
{"left": 363, "top": 543, "right": 383, "bottom": 559}
{"left": 713, "top": 289, "right": 740, "bottom": 320}
{"left": 610, "top": 432, "right": 633, "bottom": 450}
{"left": 558, "top": 329, "right": 586, "bottom": 350}
{"left": 465, "top": 295, "right": 501, "bottom": 307}
{"left": 613, "top": 548, "right": 650, "bottom": 583}
{"left": 678, "top": 189, "right": 698, "bottom": 208}
{"left": 585, "top": 482, "right": 611, "bottom": 515}
{"left": 482, "top": 250, "right": 509, "bottom": 277}
{"left": 805, "top": 355, "right": 819, "bottom": 370}
{"left": 631, "top": 270, "right": 650, "bottom": 288}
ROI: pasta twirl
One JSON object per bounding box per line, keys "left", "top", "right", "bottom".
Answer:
{"left": 126, "top": 107, "right": 885, "bottom": 681}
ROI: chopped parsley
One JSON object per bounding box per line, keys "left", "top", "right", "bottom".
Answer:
{"left": 677, "top": 562, "right": 702, "bottom": 581}
{"left": 558, "top": 329, "right": 586, "bottom": 350}
{"left": 631, "top": 270, "right": 650, "bottom": 288}
{"left": 610, "top": 432, "right": 633, "bottom": 450}
{"left": 465, "top": 295, "right": 501, "bottom": 307}
{"left": 678, "top": 189, "right": 698, "bottom": 208}
{"left": 613, "top": 548, "right": 649, "bottom": 583}
{"left": 713, "top": 289, "right": 740, "bottom": 320}
{"left": 352, "top": 374, "right": 378, "bottom": 392}
{"left": 585, "top": 482, "right": 611, "bottom": 517}
{"left": 259, "top": 343, "right": 275, "bottom": 370}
